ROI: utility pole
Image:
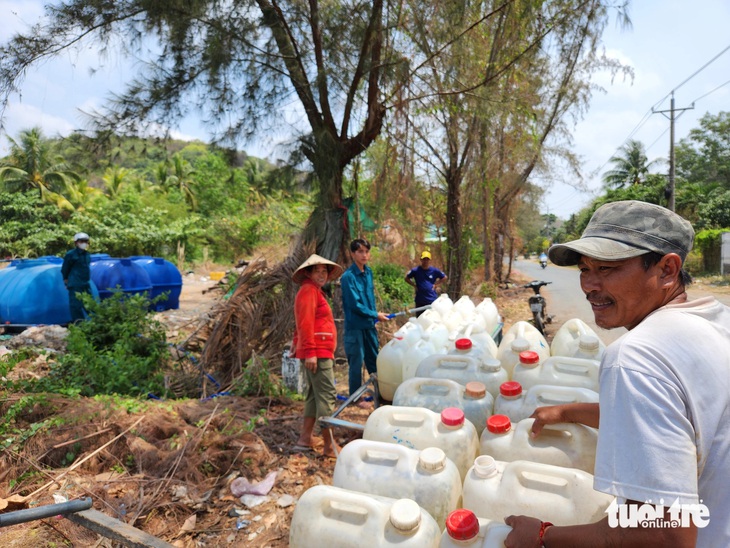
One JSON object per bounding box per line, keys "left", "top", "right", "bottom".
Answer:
{"left": 653, "top": 93, "right": 693, "bottom": 211}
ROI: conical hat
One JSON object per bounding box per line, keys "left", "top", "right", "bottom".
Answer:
{"left": 292, "top": 254, "right": 344, "bottom": 284}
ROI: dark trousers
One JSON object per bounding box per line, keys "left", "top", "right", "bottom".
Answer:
{"left": 68, "top": 287, "right": 90, "bottom": 323}
{"left": 344, "top": 328, "right": 380, "bottom": 395}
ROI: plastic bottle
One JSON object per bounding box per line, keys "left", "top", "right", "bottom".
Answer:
{"left": 431, "top": 294, "right": 454, "bottom": 317}
{"left": 509, "top": 351, "right": 542, "bottom": 390}
{"left": 376, "top": 337, "right": 409, "bottom": 401}
{"left": 394, "top": 318, "right": 425, "bottom": 346}
{"left": 453, "top": 295, "right": 476, "bottom": 317}
{"left": 423, "top": 322, "right": 451, "bottom": 353}
{"left": 415, "top": 350, "right": 508, "bottom": 401}
{"left": 493, "top": 381, "right": 527, "bottom": 422}
{"left": 572, "top": 335, "right": 603, "bottom": 361}
{"left": 495, "top": 337, "right": 531, "bottom": 379}
{"left": 462, "top": 456, "right": 614, "bottom": 526}
{"left": 479, "top": 415, "right": 598, "bottom": 474}
{"left": 416, "top": 308, "right": 443, "bottom": 330}
{"left": 363, "top": 406, "right": 479, "bottom": 480}
{"left": 393, "top": 378, "right": 494, "bottom": 437}
{"left": 551, "top": 318, "right": 606, "bottom": 360}
{"left": 448, "top": 327, "right": 499, "bottom": 361}
{"left": 439, "top": 510, "right": 512, "bottom": 548}
{"left": 463, "top": 382, "right": 494, "bottom": 438}
{"left": 289, "top": 485, "right": 441, "bottom": 548}
{"left": 333, "top": 440, "right": 462, "bottom": 530}
{"left": 475, "top": 298, "right": 501, "bottom": 339}
{"left": 499, "top": 321, "right": 550, "bottom": 360}
{"left": 514, "top": 384, "right": 600, "bottom": 423}
{"left": 401, "top": 338, "right": 440, "bottom": 382}
{"left": 513, "top": 352, "right": 600, "bottom": 392}
{"left": 441, "top": 308, "right": 466, "bottom": 333}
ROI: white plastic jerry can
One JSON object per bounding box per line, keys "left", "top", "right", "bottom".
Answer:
{"left": 401, "top": 338, "right": 441, "bottom": 382}
{"left": 475, "top": 298, "right": 501, "bottom": 338}
{"left": 519, "top": 384, "right": 599, "bottom": 421}
{"left": 376, "top": 336, "right": 409, "bottom": 401}
{"left": 448, "top": 325, "right": 499, "bottom": 360}
{"left": 498, "top": 321, "right": 550, "bottom": 365}
{"left": 415, "top": 350, "right": 508, "bottom": 401}
{"left": 415, "top": 307, "right": 443, "bottom": 330}
{"left": 333, "top": 439, "right": 462, "bottom": 530}
{"left": 440, "top": 510, "right": 512, "bottom": 547}
{"left": 479, "top": 415, "right": 598, "bottom": 474}
{"left": 493, "top": 381, "right": 526, "bottom": 421}
{"left": 462, "top": 456, "right": 614, "bottom": 526}
{"left": 494, "top": 382, "right": 599, "bottom": 423}
{"left": 550, "top": 318, "right": 606, "bottom": 360}
{"left": 513, "top": 352, "right": 600, "bottom": 392}
{"left": 496, "top": 337, "right": 530, "bottom": 379}
{"left": 363, "top": 406, "right": 480, "bottom": 481}
{"left": 394, "top": 317, "right": 425, "bottom": 345}
{"left": 289, "top": 485, "right": 441, "bottom": 548}
{"left": 393, "top": 377, "right": 494, "bottom": 437}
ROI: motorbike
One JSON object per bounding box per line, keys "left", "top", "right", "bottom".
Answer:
{"left": 540, "top": 259, "right": 547, "bottom": 269}
{"left": 523, "top": 280, "right": 552, "bottom": 335}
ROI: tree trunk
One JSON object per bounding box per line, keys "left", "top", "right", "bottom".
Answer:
{"left": 445, "top": 168, "right": 464, "bottom": 298}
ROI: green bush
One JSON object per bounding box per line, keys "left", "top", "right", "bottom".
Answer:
{"left": 371, "top": 263, "right": 413, "bottom": 311}
{"left": 44, "top": 292, "right": 168, "bottom": 396}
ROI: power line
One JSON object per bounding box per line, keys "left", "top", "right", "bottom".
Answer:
{"left": 690, "top": 78, "right": 730, "bottom": 104}
{"left": 592, "top": 43, "right": 730, "bottom": 179}
{"left": 652, "top": 42, "right": 730, "bottom": 111}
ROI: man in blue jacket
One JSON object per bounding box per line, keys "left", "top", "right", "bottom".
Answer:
{"left": 341, "top": 238, "right": 391, "bottom": 405}
{"left": 61, "top": 232, "right": 91, "bottom": 323}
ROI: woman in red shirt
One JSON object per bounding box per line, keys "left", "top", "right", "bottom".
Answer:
{"left": 292, "top": 254, "right": 343, "bottom": 458}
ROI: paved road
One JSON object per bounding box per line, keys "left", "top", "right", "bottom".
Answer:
{"left": 512, "top": 258, "right": 730, "bottom": 346}
{"left": 511, "top": 258, "right": 626, "bottom": 345}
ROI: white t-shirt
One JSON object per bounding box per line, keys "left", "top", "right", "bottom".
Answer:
{"left": 594, "top": 297, "right": 730, "bottom": 545}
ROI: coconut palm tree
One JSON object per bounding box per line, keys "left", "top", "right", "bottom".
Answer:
{"left": 0, "top": 127, "right": 81, "bottom": 200}
{"left": 602, "top": 139, "right": 664, "bottom": 189}
{"left": 102, "top": 166, "right": 134, "bottom": 199}
{"left": 166, "top": 154, "right": 198, "bottom": 210}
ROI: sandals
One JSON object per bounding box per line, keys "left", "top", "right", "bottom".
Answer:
{"left": 291, "top": 444, "right": 315, "bottom": 452}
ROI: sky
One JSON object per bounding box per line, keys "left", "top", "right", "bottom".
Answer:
{"left": 1, "top": 0, "right": 730, "bottom": 219}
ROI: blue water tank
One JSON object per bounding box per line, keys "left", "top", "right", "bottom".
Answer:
{"left": 38, "top": 255, "right": 64, "bottom": 264}
{"left": 130, "top": 257, "right": 183, "bottom": 311}
{"left": 90, "top": 258, "right": 153, "bottom": 300}
{"left": 90, "top": 253, "right": 112, "bottom": 262}
{"left": 0, "top": 259, "right": 100, "bottom": 325}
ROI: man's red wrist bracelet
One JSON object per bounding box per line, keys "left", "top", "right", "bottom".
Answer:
{"left": 538, "top": 521, "right": 553, "bottom": 547}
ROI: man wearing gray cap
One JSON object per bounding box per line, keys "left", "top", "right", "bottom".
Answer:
{"left": 505, "top": 201, "right": 730, "bottom": 547}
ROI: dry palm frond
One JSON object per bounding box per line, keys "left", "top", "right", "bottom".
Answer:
{"left": 198, "top": 245, "right": 316, "bottom": 390}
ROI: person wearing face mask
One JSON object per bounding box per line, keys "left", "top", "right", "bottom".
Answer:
{"left": 61, "top": 232, "right": 92, "bottom": 323}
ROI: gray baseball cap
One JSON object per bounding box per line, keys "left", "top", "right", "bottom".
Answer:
{"left": 548, "top": 200, "right": 695, "bottom": 266}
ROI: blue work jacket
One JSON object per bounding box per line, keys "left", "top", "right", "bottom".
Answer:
{"left": 341, "top": 263, "right": 378, "bottom": 331}
{"left": 61, "top": 247, "right": 91, "bottom": 289}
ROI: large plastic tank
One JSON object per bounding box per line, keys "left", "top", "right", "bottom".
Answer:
{"left": 38, "top": 255, "right": 64, "bottom": 264}
{"left": 0, "top": 259, "right": 99, "bottom": 325}
{"left": 130, "top": 257, "right": 183, "bottom": 311}
{"left": 90, "top": 258, "right": 153, "bottom": 300}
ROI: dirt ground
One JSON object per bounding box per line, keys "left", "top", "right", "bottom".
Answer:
{"left": 0, "top": 269, "right": 400, "bottom": 547}
{"left": 2, "top": 266, "right": 727, "bottom": 547}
